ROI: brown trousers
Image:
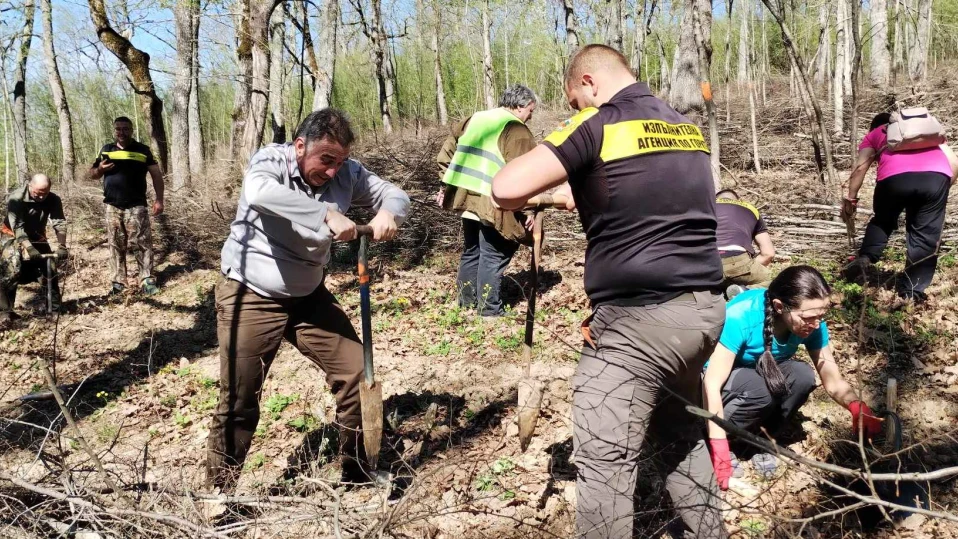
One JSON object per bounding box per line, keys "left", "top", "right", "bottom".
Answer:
{"left": 206, "top": 276, "right": 364, "bottom": 490}
{"left": 721, "top": 252, "right": 771, "bottom": 289}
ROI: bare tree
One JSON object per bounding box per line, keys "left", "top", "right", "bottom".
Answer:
{"left": 351, "top": 0, "right": 395, "bottom": 133}
{"left": 812, "top": 0, "right": 830, "bottom": 86}
{"left": 723, "top": 0, "right": 733, "bottom": 122}
{"left": 691, "top": 0, "right": 720, "bottom": 191}
{"left": 909, "top": 0, "right": 932, "bottom": 81}
{"left": 761, "top": 0, "right": 838, "bottom": 200}
{"left": 563, "top": 0, "right": 579, "bottom": 54}
{"left": 229, "top": 0, "right": 281, "bottom": 163}
{"left": 606, "top": 0, "right": 624, "bottom": 50}
{"left": 432, "top": 0, "right": 448, "bottom": 125}
{"left": 892, "top": 0, "right": 904, "bottom": 82}
{"left": 39, "top": 0, "right": 75, "bottom": 184}
{"left": 314, "top": 0, "right": 338, "bottom": 110}
{"left": 172, "top": 0, "right": 197, "bottom": 190}
{"left": 737, "top": 1, "right": 750, "bottom": 83}
{"left": 834, "top": 0, "right": 847, "bottom": 134}
{"left": 631, "top": 0, "right": 648, "bottom": 77}
{"left": 188, "top": 2, "right": 204, "bottom": 176}
{"left": 869, "top": 0, "right": 890, "bottom": 85}
{"left": 268, "top": 5, "right": 286, "bottom": 143}
{"left": 88, "top": 0, "right": 169, "bottom": 173}
{"left": 481, "top": 0, "right": 495, "bottom": 109}
{"left": 670, "top": 0, "right": 711, "bottom": 114}
{"left": 10, "top": 0, "right": 35, "bottom": 186}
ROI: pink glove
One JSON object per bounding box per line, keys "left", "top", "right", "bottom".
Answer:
{"left": 708, "top": 438, "right": 732, "bottom": 491}
{"left": 849, "top": 401, "right": 882, "bottom": 439}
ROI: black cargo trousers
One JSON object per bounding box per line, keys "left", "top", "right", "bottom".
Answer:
{"left": 573, "top": 291, "right": 727, "bottom": 539}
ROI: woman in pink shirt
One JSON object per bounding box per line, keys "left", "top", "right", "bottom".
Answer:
{"left": 843, "top": 112, "right": 958, "bottom": 302}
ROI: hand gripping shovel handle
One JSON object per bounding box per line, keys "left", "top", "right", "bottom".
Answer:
{"left": 523, "top": 193, "right": 570, "bottom": 210}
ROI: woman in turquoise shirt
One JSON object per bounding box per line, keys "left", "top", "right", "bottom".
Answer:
{"left": 703, "top": 265, "right": 882, "bottom": 490}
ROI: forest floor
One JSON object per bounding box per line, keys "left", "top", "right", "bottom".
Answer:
{"left": 3, "top": 81, "right": 958, "bottom": 538}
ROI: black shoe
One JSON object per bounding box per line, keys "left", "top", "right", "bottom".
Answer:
{"left": 109, "top": 282, "right": 126, "bottom": 296}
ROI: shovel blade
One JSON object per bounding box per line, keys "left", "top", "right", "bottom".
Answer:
{"left": 517, "top": 377, "right": 544, "bottom": 452}
{"left": 360, "top": 379, "right": 383, "bottom": 469}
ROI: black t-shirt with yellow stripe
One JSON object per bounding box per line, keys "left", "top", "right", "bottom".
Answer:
{"left": 93, "top": 141, "right": 157, "bottom": 209}
{"left": 543, "top": 82, "right": 723, "bottom": 307}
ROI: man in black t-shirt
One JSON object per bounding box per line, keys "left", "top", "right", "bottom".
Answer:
{"left": 90, "top": 116, "right": 165, "bottom": 295}
{"left": 492, "top": 45, "right": 726, "bottom": 539}
{"left": 715, "top": 189, "right": 775, "bottom": 291}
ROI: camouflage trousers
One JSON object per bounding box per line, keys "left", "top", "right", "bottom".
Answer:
{"left": 106, "top": 205, "right": 153, "bottom": 285}
{"left": 0, "top": 236, "right": 21, "bottom": 288}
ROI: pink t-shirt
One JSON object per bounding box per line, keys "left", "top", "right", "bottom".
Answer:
{"left": 859, "top": 127, "right": 952, "bottom": 182}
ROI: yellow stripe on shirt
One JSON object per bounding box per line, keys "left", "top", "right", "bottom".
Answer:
{"left": 102, "top": 150, "right": 148, "bottom": 163}
{"left": 599, "top": 120, "right": 709, "bottom": 163}
{"left": 544, "top": 107, "right": 600, "bottom": 147}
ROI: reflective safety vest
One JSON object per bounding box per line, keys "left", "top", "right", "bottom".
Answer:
{"left": 442, "top": 108, "right": 521, "bottom": 196}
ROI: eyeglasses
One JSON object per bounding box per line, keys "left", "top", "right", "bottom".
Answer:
{"left": 788, "top": 307, "right": 830, "bottom": 325}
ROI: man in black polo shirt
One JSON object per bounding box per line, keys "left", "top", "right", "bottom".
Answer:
{"left": 492, "top": 45, "right": 726, "bottom": 539}
{"left": 715, "top": 189, "right": 775, "bottom": 293}
{"left": 90, "top": 116, "right": 165, "bottom": 295}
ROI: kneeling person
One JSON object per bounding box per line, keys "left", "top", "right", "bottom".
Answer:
{"left": 207, "top": 109, "right": 410, "bottom": 491}
{"left": 1, "top": 174, "right": 68, "bottom": 321}
{"left": 715, "top": 189, "right": 775, "bottom": 293}
{"left": 703, "top": 265, "right": 882, "bottom": 490}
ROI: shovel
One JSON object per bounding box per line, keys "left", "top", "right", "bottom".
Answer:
{"left": 517, "top": 211, "right": 547, "bottom": 452}
{"left": 354, "top": 225, "right": 383, "bottom": 470}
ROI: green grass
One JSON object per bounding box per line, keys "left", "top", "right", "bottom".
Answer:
{"left": 287, "top": 413, "right": 320, "bottom": 432}
{"left": 96, "top": 424, "right": 119, "bottom": 444}
{"left": 244, "top": 453, "right": 266, "bottom": 471}
{"left": 424, "top": 339, "right": 452, "bottom": 356}
{"left": 263, "top": 393, "right": 299, "bottom": 420}
{"left": 495, "top": 334, "right": 522, "bottom": 352}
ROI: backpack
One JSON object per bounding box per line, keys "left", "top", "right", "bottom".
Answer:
{"left": 885, "top": 107, "right": 946, "bottom": 152}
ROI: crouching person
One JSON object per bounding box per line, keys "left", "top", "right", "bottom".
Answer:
{"left": 206, "top": 109, "right": 410, "bottom": 492}
{"left": 703, "top": 266, "right": 882, "bottom": 490}
{"left": 1, "top": 174, "right": 68, "bottom": 322}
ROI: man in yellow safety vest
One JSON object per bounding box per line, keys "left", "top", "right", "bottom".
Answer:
{"left": 436, "top": 85, "right": 537, "bottom": 317}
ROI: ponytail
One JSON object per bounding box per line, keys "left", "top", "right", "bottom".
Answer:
{"left": 758, "top": 290, "right": 790, "bottom": 398}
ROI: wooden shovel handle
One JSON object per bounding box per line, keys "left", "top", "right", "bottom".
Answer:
{"left": 524, "top": 193, "right": 570, "bottom": 210}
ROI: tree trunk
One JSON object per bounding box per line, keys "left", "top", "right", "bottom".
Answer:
{"left": 268, "top": 5, "right": 286, "bottom": 143}
{"left": 670, "top": 0, "right": 711, "bottom": 114}
{"left": 834, "top": 0, "right": 846, "bottom": 134}
{"left": 909, "top": 0, "right": 932, "bottom": 81}
{"left": 240, "top": 0, "right": 279, "bottom": 162}
{"left": 737, "top": 2, "right": 749, "bottom": 83}
{"left": 724, "top": 0, "right": 733, "bottom": 122}
{"left": 658, "top": 38, "right": 671, "bottom": 97}
{"left": 563, "top": 0, "right": 579, "bottom": 54}
{"left": 368, "top": 0, "right": 394, "bottom": 133}
{"left": 315, "top": 0, "right": 338, "bottom": 110}
{"left": 850, "top": 0, "right": 862, "bottom": 163}
{"left": 432, "top": 1, "right": 448, "bottom": 125}
{"left": 691, "top": 3, "right": 721, "bottom": 191}
{"left": 869, "top": 0, "right": 890, "bottom": 85}
{"left": 89, "top": 0, "right": 169, "bottom": 173}
{"left": 813, "top": 1, "right": 830, "bottom": 86}
{"left": 12, "top": 0, "right": 36, "bottom": 186}
{"left": 892, "top": 0, "right": 903, "bottom": 83}
{"left": 632, "top": 0, "right": 647, "bottom": 77}
{"left": 188, "top": 1, "right": 204, "bottom": 176}
{"left": 761, "top": 0, "right": 838, "bottom": 200}
{"left": 39, "top": 0, "right": 75, "bottom": 184}
{"left": 607, "top": 0, "right": 624, "bottom": 50}
{"left": 230, "top": 2, "right": 252, "bottom": 160}
{"left": 172, "top": 0, "right": 196, "bottom": 190}
{"left": 482, "top": 0, "right": 495, "bottom": 109}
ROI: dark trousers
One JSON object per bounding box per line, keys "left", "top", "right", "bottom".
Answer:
{"left": 573, "top": 292, "right": 727, "bottom": 539}
{"left": 207, "top": 277, "right": 364, "bottom": 491}
{"left": 721, "top": 360, "right": 817, "bottom": 437}
{"left": 858, "top": 171, "right": 951, "bottom": 296}
{"left": 456, "top": 218, "right": 518, "bottom": 316}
